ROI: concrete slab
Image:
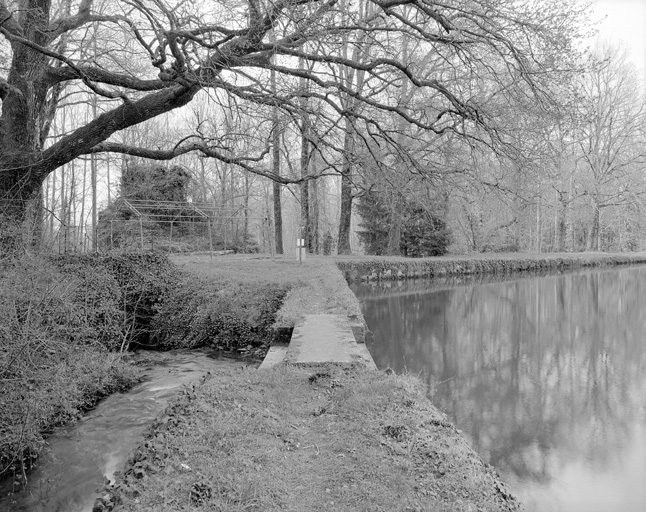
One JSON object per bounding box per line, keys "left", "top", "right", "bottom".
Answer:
{"left": 258, "top": 344, "right": 289, "bottom": 369}
{"left": 285, "top": 314, "right": 377, "bottom": 369}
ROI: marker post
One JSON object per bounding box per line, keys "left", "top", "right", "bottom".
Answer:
{"left": 296, "top": 238, "right": 305, "bottom": 264}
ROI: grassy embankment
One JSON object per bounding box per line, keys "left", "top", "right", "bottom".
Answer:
{"left": 104, "top": 363, "right": 519, "bottom": 512}
{"left": 104, "top": 251, "right": 646, "bottom": 512}
{"left": 335, "top": 251, "right": 646, "bottom": 282}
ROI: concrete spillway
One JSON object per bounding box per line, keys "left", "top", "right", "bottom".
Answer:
{"left": 259, "top": 314, "right": 376, "bottom": 369}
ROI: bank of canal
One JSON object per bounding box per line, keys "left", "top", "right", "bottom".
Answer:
{"left": 353, "top": 263, "right": 646, "bottom": 512}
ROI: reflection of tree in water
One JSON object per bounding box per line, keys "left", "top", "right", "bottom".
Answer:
{"left": 360, "top": 267, "right": 646, "bottom": 482}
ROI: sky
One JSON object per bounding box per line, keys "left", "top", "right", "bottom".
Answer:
{"left": 593, "top": 0, "right": 646, "bottom": 86}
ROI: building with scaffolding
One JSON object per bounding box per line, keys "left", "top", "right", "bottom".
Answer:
{"left": 96, "top": 198, "right": 257, "bottom": 254}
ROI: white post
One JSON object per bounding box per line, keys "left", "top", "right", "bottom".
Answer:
{"left": 296, "top": 238, "right": 305, "bottom": 264}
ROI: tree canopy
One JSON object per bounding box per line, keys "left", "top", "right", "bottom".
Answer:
{"left": 0, "top": 0, "right": 591, "bottom": 254}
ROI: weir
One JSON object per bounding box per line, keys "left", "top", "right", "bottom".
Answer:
{"left": 260, "top": 314, "right": 376, "bottom": 369}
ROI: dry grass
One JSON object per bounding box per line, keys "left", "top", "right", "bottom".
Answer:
{"left": 110, "top": 364, "right": 519, "bottom": 512}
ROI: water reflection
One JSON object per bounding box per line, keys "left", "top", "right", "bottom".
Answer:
{"left": 354, "top": 267, "right": 646, "bottom": 512}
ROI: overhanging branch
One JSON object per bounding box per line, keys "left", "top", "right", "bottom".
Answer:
{"left": 0, "top": 76, "right": 22, "bottom": 101}
{"left": 35, "top": 84, "right": 200, "bottom": 179}
{"left": 86, "top": 141, "right": 329, "bottom": 185}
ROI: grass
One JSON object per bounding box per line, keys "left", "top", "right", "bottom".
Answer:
{"left": 109, "top": 364, "right": 519, "bottom": 512}
{"left": 171, "top": 254, "right": 364, "bottom": 326}
{"left": 112, "top": 250, "right": 646, "bottom": 512}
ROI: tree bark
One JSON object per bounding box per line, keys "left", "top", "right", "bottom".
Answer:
{"left": 243, "top": 174, "right": 250, "bottom": 243}
{"left": 271, "top": 68, "right": 283, "bottom": 254}
{"left": 309, "top": 160, "right": 319, "bottom": 254}
{"left": 300, "top": 122, "right": 310, "bottom": 251}
{"left": 586, "top": 202, "right": 601, "bottom": 251}
{"left": 337, "top": 120, "right": 354, "bottom": 255}
{"left": 298, "top": 59, "right": 313, "bottom": 253}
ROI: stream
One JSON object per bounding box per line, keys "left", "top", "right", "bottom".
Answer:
{"left": 0, "top": 350, "right": 251, "bottom": 512}
{"left": 353, "top": 265, "right": 646, "bottom": 512}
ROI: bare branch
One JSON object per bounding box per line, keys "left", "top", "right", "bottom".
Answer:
{"left": 0, "top": 0, "right": 22, "bottom": 37}
{"left": 36, "top": 84, "right": 200, "bottom": 180}
{"left": 46, "top": 65, "right": 169, "bottom": 91}
{"left": 0, "top": 24, "right": 170, "bottom": 100}
{"left": 0, "top": 76, "right": 22, "bottom": 101}
{"left": 47, "top": 0, "right": 95, "bottom": 40}
{"left": 87, "top": 141, "right": 298, "bottom": 184}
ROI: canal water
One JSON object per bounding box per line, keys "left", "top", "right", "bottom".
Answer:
{"left": 0, "top": 350, "right": 250, "bottom": 512}
{"left": 353, "top": 265, "right": 646, "bottom": 512}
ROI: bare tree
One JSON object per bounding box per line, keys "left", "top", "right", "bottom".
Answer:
{"left": 1, "top": 0, "right": 590, "bottom": 254}
{"left": 574, "top": 46, "right": 646, "bottom": 250}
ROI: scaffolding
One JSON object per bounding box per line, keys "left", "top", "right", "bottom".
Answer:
{"left": 95, "top": 198, "right": 259, "bottom": 255}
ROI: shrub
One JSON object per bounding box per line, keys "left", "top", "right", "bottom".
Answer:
{"left": 0, "top": 257, "right": 138, "bottom": 479}
{"left": 100, "top": 252, "right": 180, "bottom": 348}
{"left": 356, "top": 189, "right": 450, "bottom": 257}
{"left": 51, "top": 252, "right": 180, "bottom": 349}
{"left": 51, "top": 258, "right": 123, "bottom": 349}
{"left": 150, "top": 275, "right": 289, "bottom": 350}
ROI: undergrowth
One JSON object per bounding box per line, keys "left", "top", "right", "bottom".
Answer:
{"left": 0, "top": 257, "right": 138, "bottom": 480}
{"left": 150, "top": 274, "right": 289, "bottom": 350}
{"left": 0, "top": 252, "right": 289, "bottom": 480}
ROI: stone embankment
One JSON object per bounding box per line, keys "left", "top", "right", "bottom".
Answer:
{"left": 336, "top": 252, "right": 646, "bottom": 282}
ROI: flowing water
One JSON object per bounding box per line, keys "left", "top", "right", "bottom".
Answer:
{"left": 0, "top": 350, "right": 250, "bottom": 512}
{"left": 353, "top": 266, "right": 646, "bottom": 512}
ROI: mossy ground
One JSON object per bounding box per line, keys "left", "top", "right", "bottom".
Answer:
{"left": 108, "top": 364, "right": 519, "bottom": 512}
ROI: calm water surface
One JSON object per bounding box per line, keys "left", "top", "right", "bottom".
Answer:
{"left": 353, "top": 266, "right": 646, "bottom": 512}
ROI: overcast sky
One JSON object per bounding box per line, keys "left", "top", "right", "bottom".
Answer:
{"left": 594, "top": 0, "right": 646, "bottom": 85}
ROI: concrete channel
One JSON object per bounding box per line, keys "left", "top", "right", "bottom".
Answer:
{"left": 259, "top": 314, "right": 376, "bottom": 369}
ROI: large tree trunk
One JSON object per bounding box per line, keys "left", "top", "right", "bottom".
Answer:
{"left": 309, "top": 163, "right": 320, "bottom": 254}
{"left": 271, "top": 68, "right": 283, "bottom": 254}
{"left": 556, "top": 189, "right": 569, "bottom": 252}
{"left": 0, "top": 165, "right": 45, "bottom": 256}
{"left": 300, "top": 122, "right": 310, "bottom": 251}
{"left": 298, "top": 61, "right": 313, "bottom": 252}
{"left": 273, "top": 180, "right": 283, "bottom": 254}
{"left": 1, "top": 0, "right": 199, "bottom": 255}
{"left": 0, "top": 2, "right": 52, "bottom": 255}
{"left": 586, "top": 202, "right": 601, "bottom": 251}
{"left": 337, "top": 121, "right": 354, "bottom": 255}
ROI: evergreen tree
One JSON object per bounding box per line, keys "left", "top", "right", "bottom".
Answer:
{"left": 356, "top": 189, "right": 391, "bottom": 255}
{"left": 357, "top": 189, "right": 450, "bottom": 257}
{"left": 400, "top": 206, "right": 450, "bottom": 257}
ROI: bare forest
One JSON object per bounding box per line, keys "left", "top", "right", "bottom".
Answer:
{"left": 1, "top": 0, "right": 644, "bottom": 257}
